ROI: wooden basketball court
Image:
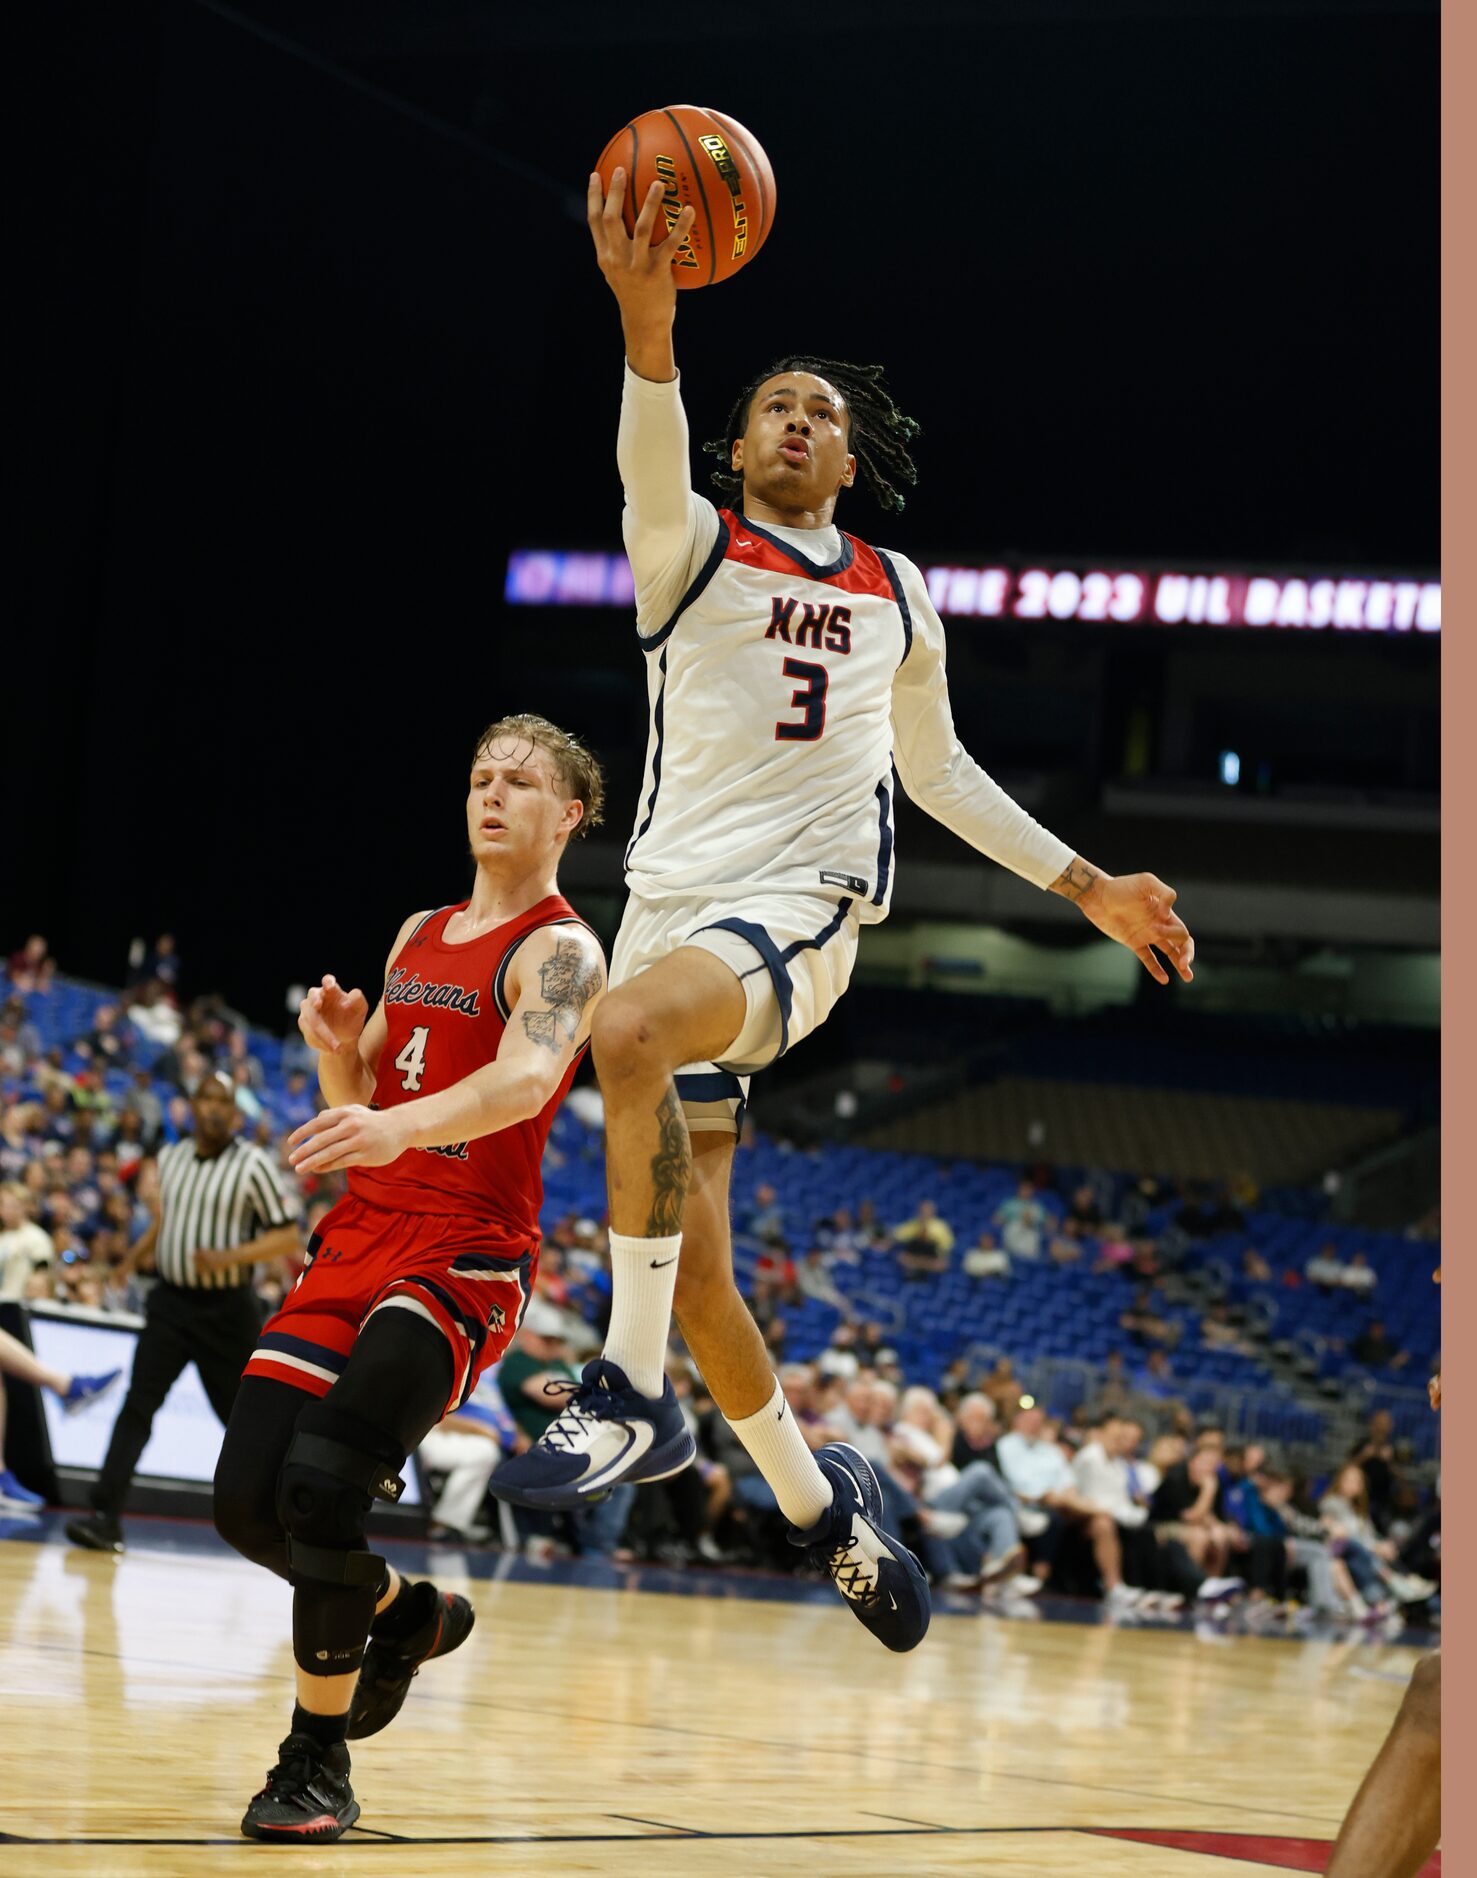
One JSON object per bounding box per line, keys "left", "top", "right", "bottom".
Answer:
{"left": 0, "top": 1519, "right": 1436, "bottom": 1875}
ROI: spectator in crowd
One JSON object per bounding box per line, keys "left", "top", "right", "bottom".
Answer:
{"left": 1149, "top": 1427, "right": 1241, "bottom": 1588}
{"left": 853, "top": 1199, "right": 893, "bottom": 1251}
{"left": 744, "top": 1182, "right": 786, "bottom": 1244}
{"left": 1120, "top": 1285, "right": 1178, "bottom": 1350}
{"left": 84, "top": 1005, "right": 131, "bottom": 1068}
{"left": 418, "top": 1371, "right": 522, "bottom": 1542}
{"left": 1252, "top": 1466, "right": 1365, "bottom": 1620}
{"left": 995, "top": 1403, "right": 1115, "bottom": 1594}
{"left": 993, "top": 1180, "right": 1048, "bottom": 1261}
{"left": 949, "top": 1393, "right": 1001, "bottom": 1471}
{"left": 6, "top": 936, "right": 55, "bottom": 993}
{"left": 961, "top": 1230, "right": 1010, "bottom": 1279}
{"left": 127, "top": 932, "right": 181, "bottom": 992}
{"left": 1091, "top": 1224, "right": 1135, "bottom": 1277}
{"left": 982, "top": 1356, "right": 1024, "bottom": 1421}
{"left": 893, "top": 1198, "right": 954, "bottom": 1278}
{"left": 1319, "top": 1463, "right": 1436, "bottom": 1611}
{"left": 1132, "top": 1347, "right": 1178, "bottom": 1400}
{"left": 276, "top": 1068, "right": 318, "bottom": 1133}
{"left": 1340, "top": 1251, "right": 1377, "bottom": 1297}
{"left": 1350, "top": 1320, "right": 1409, "bottom": 1373}
{"left": 1305, "top": 1243, "right": 1347, "bottom": 1291}
{"left": 795, "top": 1246, "right": 852, "bottom": 1315}
{"left": 1350, "top": 1410, "right": 1403, "bottom": 1532}
{"left": 1070, "top": 1414, "right": 1169, "bottom": 1611}
{"left": 1064, "top": 1183, "right": 1104, "bottom": 1236}
{"left": 0, "top": 1183, "right": 54, "bottom": 1301}
{"left": 811, "top": 1207, "right": 862, "bottom": 1261}
{"left": 121, "top": 1069, "right": 165, "bottom": 1151}
{"left": 1241, "top": 1246, "right": 1273, "bottom": 1283}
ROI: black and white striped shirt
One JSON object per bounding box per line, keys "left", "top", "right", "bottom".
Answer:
{"left": 154, "top": 1137, "right": 295, "bottom": 1290}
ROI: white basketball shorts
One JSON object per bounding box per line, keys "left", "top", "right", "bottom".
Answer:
{"left": 609, "top": 890, "right": 862, "bottom": 1134}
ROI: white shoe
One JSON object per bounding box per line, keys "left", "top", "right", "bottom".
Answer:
{"left": 1008, "top": 1573, "right": 1044, "bottom": 1597}
{"left": 1016, "top": 1507, "right": 1050, "bottom": 1538}
{"left": 1196, "top": 1575, "right": 1246, "bottom": 1602}
{"left": 923, "top": 1508, "right": 970, "bottom": 1540}
{"left": 1106, "top": 1583, "right": 1145, "bottom": 1611}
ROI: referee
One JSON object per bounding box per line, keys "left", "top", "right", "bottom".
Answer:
{"left": 66, "top": 1070, "right": 300, "bottom": 1553}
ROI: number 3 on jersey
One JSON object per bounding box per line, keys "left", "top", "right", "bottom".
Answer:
{"left": 775, "top": 657, "right": 828, "bottom": 742}
{"left": 394, "top": 1025, "right": 430, "bottom": 1092}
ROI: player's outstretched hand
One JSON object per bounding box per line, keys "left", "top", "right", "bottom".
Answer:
{"left": 287, "top": 1104, "right": 407, "bottom": 1175}
{"left": 587, "top": 167, "right": 696, "bottom": 317}
{"left": 297, "top": 975, "right": 369, "bottom": 1056}
{"left": 1078, "top": 872, "right": 1195, "bottom": 986}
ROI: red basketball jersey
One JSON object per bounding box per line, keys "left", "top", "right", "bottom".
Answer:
{"left": 348, "top": 896, "right": 590, "bottom": 1239}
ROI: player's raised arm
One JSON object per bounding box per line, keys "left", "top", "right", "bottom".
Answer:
{"left": 888, "top": 557, "right": 1193, "bottom": 986}
{"left": 297, "top": 910, "right": 427, "bottom": 1109}
{"left": 587, "top": 166, "right": 694, "bottom": 383}
{"left": 287, "top": 924, "right": 607, "bottom": 1175}
{"left": 588, "top": 168, "right": 719, "bottom": 634}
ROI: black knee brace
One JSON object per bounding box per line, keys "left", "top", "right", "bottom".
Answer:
{"left": 276, "top": 1402, "right": 406, "bottom": 1589}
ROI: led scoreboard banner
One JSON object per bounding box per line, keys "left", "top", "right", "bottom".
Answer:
{"left": 505, "top": 549, "right": 1441, "bottom": 634}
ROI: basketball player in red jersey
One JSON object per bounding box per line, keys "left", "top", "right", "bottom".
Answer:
{"left": 495, "top": 172, "right": 1195, "bottom": 1659}
{"left": 212, "top": 714, "right": 606, "bottom": 1843}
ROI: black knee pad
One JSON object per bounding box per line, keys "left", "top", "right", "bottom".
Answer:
{"left": 276, "top": 1400, "right": 407, "bottom": 1589}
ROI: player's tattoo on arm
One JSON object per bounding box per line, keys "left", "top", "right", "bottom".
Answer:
{"left": 521, "top": 938, "right": 604, "bottom": 1054}
{"left": 1050, "top": 859, "right": 1100, "bottom": 903}
{"left": 646, "top": 1084, "right": 690, "bottom": 1237}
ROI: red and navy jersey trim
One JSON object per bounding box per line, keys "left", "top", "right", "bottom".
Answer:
{"left": 721, "top": 511, "right": 898, "bottom": 602}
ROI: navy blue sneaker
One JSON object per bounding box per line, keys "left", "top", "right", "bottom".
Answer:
{"left": 61, "top": 1369, "right": 123, "bottom": 1414}
{"left": 789, "top": 1443, "right": 932, "bottom": 1653}
{"left": 488, "top": 1358, "right": 696, "bottom": 1510}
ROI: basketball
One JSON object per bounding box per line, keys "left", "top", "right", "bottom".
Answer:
{"left": 594, "top": 105, "right": 775, "bottom": 289}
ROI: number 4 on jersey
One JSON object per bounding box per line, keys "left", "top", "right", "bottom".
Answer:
{"left": 394, "top": 1025, "right": 430, "bottom": 1092}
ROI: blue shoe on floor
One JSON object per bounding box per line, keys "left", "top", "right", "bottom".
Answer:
{"left": 61, "top": 1369, "right": 124, "bottom": 1414}
{"left": 0, "top": 1468, "right": 45, "bottom": 1511}
{"left": 789, "top": 1443, "right": 932, "bottom": 1654}
{"left": 489, "top": 1359, "right": 696, "bottom": 1509}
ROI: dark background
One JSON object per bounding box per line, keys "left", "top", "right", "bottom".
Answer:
{"left": 19, "top": 0, "right": 1437, "bottom": 1024}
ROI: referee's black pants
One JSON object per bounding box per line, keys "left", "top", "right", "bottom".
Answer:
{"left": 90, "top": 1282, "right": 261, "bottom": 1518}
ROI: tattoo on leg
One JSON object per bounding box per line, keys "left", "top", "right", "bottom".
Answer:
{"left": 1051, "top": 859, "right": 1100, "bottom": 903}
{"left": 646, "top": 1085, "right": 690, "bottom": 1237}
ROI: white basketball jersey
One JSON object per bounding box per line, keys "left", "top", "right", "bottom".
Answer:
{"left": 624, "top": 508, "right": 909, "bottom": 922}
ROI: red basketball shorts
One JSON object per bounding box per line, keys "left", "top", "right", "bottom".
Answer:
{"left": 244, "top": 1192, "right": 536, "bottom": 1416}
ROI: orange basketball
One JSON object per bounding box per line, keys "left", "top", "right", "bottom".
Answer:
{"left": 594, "top": 105, "right": 776, "bottom": 289}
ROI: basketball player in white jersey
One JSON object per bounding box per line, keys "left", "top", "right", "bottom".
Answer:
{"left": 493, "top": 169, "right": 1195, "bottom": 1653}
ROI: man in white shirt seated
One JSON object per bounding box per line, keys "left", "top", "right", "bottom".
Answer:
{"left": 1305, "top": 1245, "right": 1347, "bottom": 1291}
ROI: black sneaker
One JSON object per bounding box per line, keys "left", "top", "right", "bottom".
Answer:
{"left": 348, "top": 1589, "right": 476, "bottom": 1740}
{"left": 65, "top": 1512, "right": 124, "bottom": 1554}
{"left": 788, "top": 1444, "right": 932, "bottom": 1653}
{"left": 240, "top": 1733, "right": 359, "bottom": 1842}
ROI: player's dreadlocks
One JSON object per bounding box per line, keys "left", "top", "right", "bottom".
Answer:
{"left": 702, "top": 356, "right": 921, "bottom": 513}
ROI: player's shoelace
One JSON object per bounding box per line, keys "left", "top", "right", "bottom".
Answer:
{"left": 823, "top": 1530, "right": 882, "bottom": 1609}
{"left": 254, "top": 1742, "right": 332, "bottom": 1809}
{"left": 538, "top": 1378, "right": 619, "bottom": 1455}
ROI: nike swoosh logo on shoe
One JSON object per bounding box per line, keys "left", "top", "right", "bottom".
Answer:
{"left": 577, "top": 1419, "right": 656, "bottom": 1491}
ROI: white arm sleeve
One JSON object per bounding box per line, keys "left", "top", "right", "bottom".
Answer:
{"left": 889, "top": 553, "right": 1076, "bottom": 889}
{"left": 617, "top": 364, "right": 722, "bottom": 634}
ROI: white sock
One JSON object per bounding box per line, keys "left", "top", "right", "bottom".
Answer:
{"left": 725, "top": 1381, "right": 833, "bottom": 1529}
{"left": 602, "top": 1231, "right": 682, "bottom": 1398}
